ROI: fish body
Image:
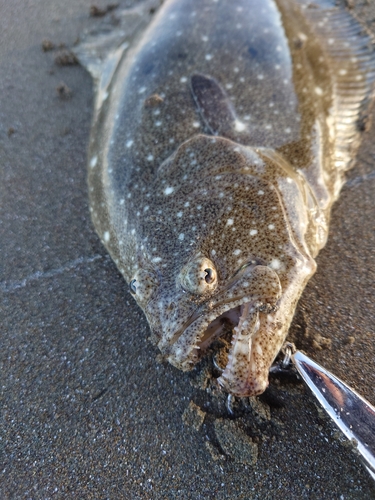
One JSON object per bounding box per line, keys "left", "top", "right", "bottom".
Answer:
{"left": 78, "top": 0, "right": 375, "bottom": 396}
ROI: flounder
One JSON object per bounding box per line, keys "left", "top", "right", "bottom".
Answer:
{"left": 76, "top": 0, "right": 375, "bottom": 397}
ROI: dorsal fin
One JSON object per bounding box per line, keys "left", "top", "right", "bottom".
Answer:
{"left": 190, "top": 73, "right": 254, "bottom": 142}
{"left": 293, "top": 0, "right": 375, "bottom": 173}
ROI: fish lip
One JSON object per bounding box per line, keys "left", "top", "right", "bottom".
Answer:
{"left": 216, "top": 306, "right": 264, "bottom": 397}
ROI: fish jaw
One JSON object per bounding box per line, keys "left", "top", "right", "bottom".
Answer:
{"left": 217, "top": 259, "right": 317, "bottom": 397}
{"left": 217, "top": 309, "right": 279, "bottom": 397}
{"left": 216, "top": 306, "right": 265, "bottom": 397}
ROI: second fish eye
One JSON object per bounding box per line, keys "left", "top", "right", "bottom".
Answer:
{"left": 129, "top": 279, "right": 137, "bottom": 294}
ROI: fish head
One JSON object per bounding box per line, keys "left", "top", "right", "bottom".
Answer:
{"left": 128, "top": 134, "right": 315, "bottom": 396}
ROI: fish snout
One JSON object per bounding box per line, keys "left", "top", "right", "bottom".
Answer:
{"left": 233, "top": 264, "right": 282, "bottom": 312}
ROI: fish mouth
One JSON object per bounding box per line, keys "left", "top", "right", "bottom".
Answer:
{"left": 168, "top": 295, "right": 262, "bottom": 366}
{"left": 163, "top": 264, "right": 282, "bottom": 396}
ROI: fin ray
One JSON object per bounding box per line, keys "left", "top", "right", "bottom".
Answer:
{"left": 295, "top": 0, "right": 375, "bottom": 171}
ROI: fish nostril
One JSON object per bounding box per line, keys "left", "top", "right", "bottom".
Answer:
{"left": 204, "top": 268, "right": 215, "bottom": 284}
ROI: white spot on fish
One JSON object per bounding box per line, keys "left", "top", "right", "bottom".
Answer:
{"left": 250, "top": 229, "right": 258, "bottom": 236}
{"left": 211, "top": 249, "right": 216, "bottom": 256}
{"left": 178, "top": 233, "right": 184, "bottom": 241}
{"left": 227, "top": 218, "right": 234, "bottom": 226}
{"left": 234, "top": 120, "right": 246, "bottom": 132}
{"left": 164, "top": 186, "right": 174, "bottom": 195}
{"left": 268, "top": 224, "right": 275, "bottom": 230}
{"left": 152, "top": 257, "right": 162, "bottom": 263}
{"left": 258, "top": 190, "right": 264, "bottom": 195}
{"left": 147, "top": 154, "right": 154, "bottom": 161}
{"left": 205, "top": 54, "right": 213, "bottom": 61}
{"left": 256, "top": 344, "right": 263, "bottom": 355}
{"left": 138, "top": 86, "right": 147, "bottom": 94}
{"left": 103, "top": 231, "right": 110, "bottom": 242}
{"left": 270, "top": 258, "right": 281, "bottom": 270}
{"left": 90, "top": 156, "right": 98, "bottom": 168}
{"left": 315, "top": 87, "right": 323, "bottom": 96}
{"left": 233, "top": 249, "right": 241, "bottom": 255}
{"left": 126, "top": 139, "right": 133, "bottom": 148}
{"left": 177, "top": 211, "right": 183, "bottom": 217}
{"left": 192, "top": 121, "right": 200, "bottom": 128}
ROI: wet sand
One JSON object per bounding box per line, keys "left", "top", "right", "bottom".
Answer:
{"left": 1, "top": 1, "right": 375, "bottom": 498}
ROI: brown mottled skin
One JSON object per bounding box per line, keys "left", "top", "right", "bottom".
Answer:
{"left": 78, "top": 0, "right": 375, "bottom": 396}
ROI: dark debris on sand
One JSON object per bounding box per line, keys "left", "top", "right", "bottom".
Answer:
{"left": 90, "top": 3, "right": 119, "bottom": 17}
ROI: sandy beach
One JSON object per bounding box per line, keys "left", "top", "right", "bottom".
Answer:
{"left": 1, "top": 0, "right": 375, "bottom": 498}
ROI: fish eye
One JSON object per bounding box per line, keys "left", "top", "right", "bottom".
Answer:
{"left": 129, "top": 279, "right": 137, "bottom": 294}
{"left": 204, "top": 268, "right": 215, "bottom": 284}
{"left": 180, "top": 257, "right": 218, "bottom": 295}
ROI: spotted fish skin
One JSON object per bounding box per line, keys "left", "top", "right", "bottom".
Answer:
{"left": 80, "top": 0, "right": 375, "bottom": 396}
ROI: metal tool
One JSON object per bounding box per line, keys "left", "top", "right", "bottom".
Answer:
{"left": 280, "top": 343, "right": 375, "bottom": 481}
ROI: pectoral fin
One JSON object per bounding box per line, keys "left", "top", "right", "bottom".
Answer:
{"left": 191, "top": 74, "right": 236, "bottom": 135}
{"left": 191, "top": 73, "right": 249, "bottom": 139}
